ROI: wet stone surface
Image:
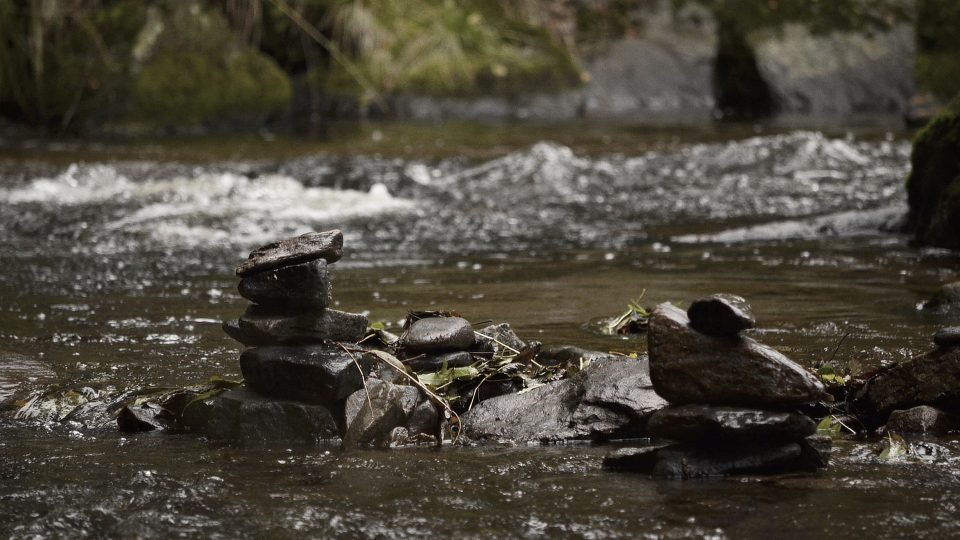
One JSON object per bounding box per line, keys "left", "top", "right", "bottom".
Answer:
{"left": 237, "top": 258, "right": 332, "bottom": 310}
{"left": 648, "top": 303, "right": 826, "bottom": 407}
{"left": 934, "top": 327, "right": 960, "bottom": 349}
{"left": 229, "top": 306, "right": 368, "bottom": 346}
{"left": 886, "top": 405, "right": 957, "bottom": 436}
{"left": 647, "top": 404, "right": 816, "bottom": 444}
{"left": 401, "top": 316, "right": 475, "bottom": 352}
{"left": 239, "top": 345, "right": 372, "bottom": 406}
{"left": 402, "top": 350, "right": 474, "bottom": 373}
{"left": 236, "top": 229, "right": 343, "bottom": 276}
{"left": 686, "top": 293, "right": 756, "bottom": 338}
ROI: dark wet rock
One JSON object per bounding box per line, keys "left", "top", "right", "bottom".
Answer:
{"left": 886, "top": 406, "right": 957, "bottom": 436}
{"left": 687, "top": 294, "right": 756, "bottom": 338}
{"left": 924, "top": 282, "right": 960, "bottom": 312}
{"left": 236, "top": 229, "right": 343, "bottom": 276}
{"left": 464, "top": 355, "right": 668, "bottom": 443}
{"left": 343, "top": 379, "right": 428, "bottom": 447}
{"left": 238, "top": 258, "right": 331, "bottom": 310}
{"left": 407, "top": 399, "right": 441, "bottom": 440}
{"left": 401, "top": 316, "right": 475, "bottom": 352}
{"left": 853, "top": 347, "right": 960, "bottom": 422}
{"left": 179, "top": 388, "right": 339, "bottom": 443}
{"left": 799, "top": 434, "right": 832, "bottom": 469}
{"left": 117, "top": 404, "right": 167, "bottom": 432}
{"left": 473, "top": 323, "right": 526, "bottom": 355}
{"left": 240, "top": 345, "right": 371, "bottom": 406}
{"left": 906, "top": 100, "right": 960, "bottom": 250}
{"left": 934, "top": 327, "right": 960, "bottom": 349}
{"left": 647, "top": 405, "right": 815, "bottom": 444}
{"left": 403, "top": 351, "right": 474, "bottom": 373}
{"left": 602, "top": 442, "right": 812, "bottom": 478}
{"left": 229, "top": 305, "right": 368, "bottom": 346}
{"left": 648, "top": 303, "right": 827, "bottom": 407}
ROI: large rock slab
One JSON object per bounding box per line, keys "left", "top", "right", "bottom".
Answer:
{"left": 886, "top": 405, "right": 957, "bottom": 436}
{"left": 227, "top": 306, "right": 368, "bottom": 346}
{"left": 240, "top": 345, "right": 371, "bottom": 406}
{"left": 648, "top": 303, "right": 826, "bottom": 407}
{"left": 179, "top": 387, "right": 339, "bottom": 443}
{"left": 236, "top": 229, "right": 343, "bottom": 276}
{"left": 853, "top": 347, "right": 960, "bottom": 422}
{"left": 647, "top": 405, "right": 815, "bottom": 444}
{"left": 687, "top": 294, "right": 756, "bottom": 338}
{"left": 238, "top": 258, "right": 331, "bottom": 310}
{"left": 464, "top": 354, "right": 668, "bottom": 443}
{"left": 401, "top": 316, "right": 475, "bottom": 352}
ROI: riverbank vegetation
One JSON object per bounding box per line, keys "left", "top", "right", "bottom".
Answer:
{"left": 1, "top": 0, "right": 957, "bottom": 134}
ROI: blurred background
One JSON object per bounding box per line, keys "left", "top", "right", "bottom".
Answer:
{"left": 0, "top": 0, "right": 955, "bottom": 135}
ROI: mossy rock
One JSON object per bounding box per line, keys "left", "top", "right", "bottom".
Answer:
{"left": 132, "top": 4, "right": 291, "bottom": 128}
{"left": 906, "top": 98, "right": 960, "bottom": 250}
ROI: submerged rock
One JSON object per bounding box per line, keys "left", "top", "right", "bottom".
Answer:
{"left": 647, "top": 405, "right": 815, "bottom": 444}
{"left": 236, "top": 229, "right": 343, "bottom": 276}
{"left": 853, "top": 347, "right": 960, "bottom": 422}
{"left": 934, "top": 327, "right": 960, "bottom": 349}
{"left": 403, "top": 350, "right": 474, "bottom": 373}
{"left": 924, "top": 282, "right": 960, "bottom": 313}
{"left": 231, "top": 306, "right": 368, "bottom": 346}
{"left": 464, "top": 355, "right": 668, "bottom": 443}
{"left": 401, "top": 316, "right": 475, "bottom": 352}
{"left": 240, "top": 345, "right": 371, "bottom": 406}
{"left": 237, "top": 258, "right": 331, "bottom": 310}
{"left": 886, "top": 405, "right": 957, "bottom": 436}
{"left": 180, "top": 387, "right": 339, "bottom": 443}
{"left": 603, "top": 435, "right": 828, "bottom": 478}
{"left": 117, "top": 403, "right": 168, "bottom": 433}
{"left": 686, "top": 294, "right": 756, "bottom": 338}
{"left": 648, "top": 303, "right": 826, "bottom": 407}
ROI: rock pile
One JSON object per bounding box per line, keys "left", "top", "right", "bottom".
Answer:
{"left": 181, "top": 230, "right": 444, "bottom": 446}
{"left": 605, "top": 295, "right": 831, "bottom": 478}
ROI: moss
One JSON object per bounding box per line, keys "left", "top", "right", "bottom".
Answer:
{"left": 132, "top": 4, "right": 291, "bottom": 128}
{"left": 915, "top": 0, "right": 960, "bottom": 100}
{"left": 906, "top": 99, "right": 960, "bottom": 249}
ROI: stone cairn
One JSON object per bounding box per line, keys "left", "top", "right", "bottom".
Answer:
{"left": 180, "top": 229, "right": 445, "bottom": 446}
{"left": 604, "top": 294, "right": 831, "bottom": 478}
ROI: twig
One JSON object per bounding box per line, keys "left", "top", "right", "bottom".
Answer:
{"left": 474, "top": 331, "right": 521, "bottom": 355}
{"left": 338, "top": 343, "right": 373, "bottom": 411}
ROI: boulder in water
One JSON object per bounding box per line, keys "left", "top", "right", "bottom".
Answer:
{"left": 886, "top": 405, "right": 957, "bottom": 436}
{"left": 343, "top": 379, "right": 435, "bottom": 447}
{"left": 240, "top": 345, "right": 371, "bottom": 406}
{"left": 648, "top": 303, "right": 826, "bottom": 407}
{"left": 179, "top": 387, "right": 339, "bottom": 443}
{"left": 924, "top": 282, "right": 960, "bottom": 313}
{"left": 236, "top": 229, "right": 343, "bottom": 276}
{"left": 906, "top": 100, "right": 960, "bottom": 250}
{"left": 934, "top": 327, "right": 960, "bottom": 349}
{"left": 853, "top": 347, "right": 960, "bottom": 422}
{"left": 238, "top": 258, "right": 331, "bottom": 310}
{"left": 687, "top": 294, "right": 756, "bottom": 338}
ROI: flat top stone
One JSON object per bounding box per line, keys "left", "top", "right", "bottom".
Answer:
{"left": 401, "top": 316, "right": 475, "bottom": 352}
{"left": 236, "top": 230, "right": 343, "bottom": 276}
{"left": 687, "top": 294, "right": 756, "bottom": 337}
{"left": 934, "top": 327, "right": 960, "bottom": 348}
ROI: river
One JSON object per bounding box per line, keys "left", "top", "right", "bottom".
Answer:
{"left": 1, "top": 123, "right": 959, "bottom": 538}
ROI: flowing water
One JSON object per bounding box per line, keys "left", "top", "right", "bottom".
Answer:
{"left": 1, "top": 123, "right": 959, "bottom": 538}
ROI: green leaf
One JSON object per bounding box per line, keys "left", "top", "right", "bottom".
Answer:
{"left": 370, "top": 321, "right": 386, "bottom": 331}
{"left": 816, "top": 416, "right": 843, "bottom": 438}
{"left": 879, "top": 431, "right": 910, "bottom": 460}
{"left": 417, "top": 366, "right": 480, "bottom": 389}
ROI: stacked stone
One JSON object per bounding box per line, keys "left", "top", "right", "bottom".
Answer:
{"left": 605, "top": 294, "right": 831, "bottom": 478}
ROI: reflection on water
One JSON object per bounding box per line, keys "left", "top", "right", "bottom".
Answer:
{"left": 1, "top": 127, "right": 960, "bottom": 538}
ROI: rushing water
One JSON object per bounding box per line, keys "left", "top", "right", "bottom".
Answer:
{"left": 2, "top": 124, "right": 959, "bottom": 538}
